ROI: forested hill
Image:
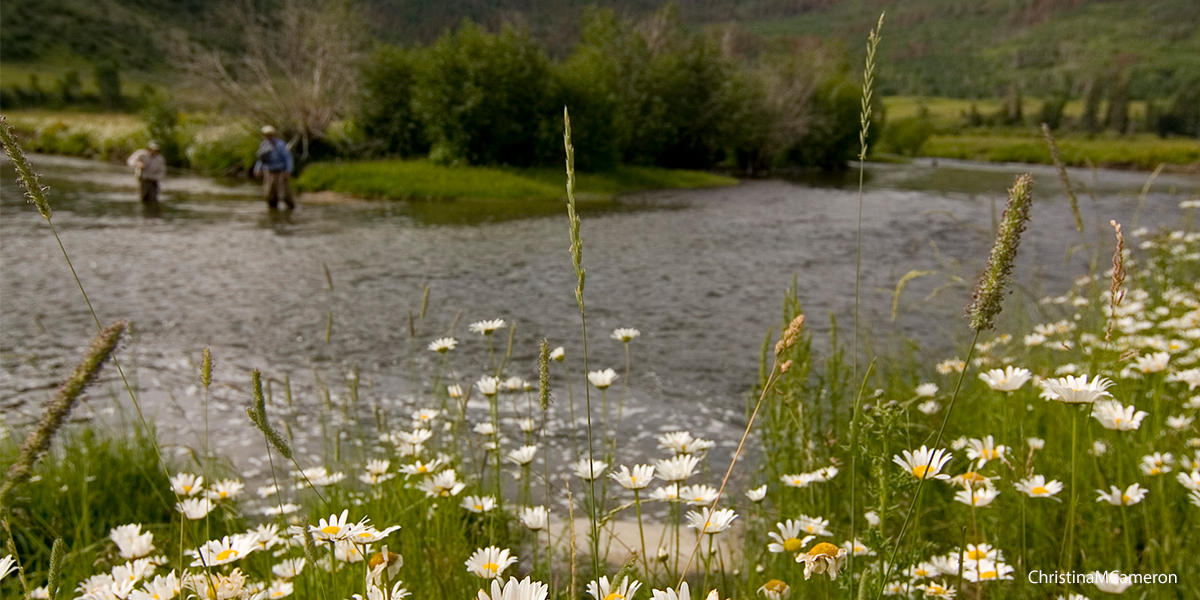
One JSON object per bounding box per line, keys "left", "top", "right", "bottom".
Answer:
{"left": 3, "top": 0, "right": 1198, "bottom": 98}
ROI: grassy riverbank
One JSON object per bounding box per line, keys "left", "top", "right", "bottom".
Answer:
{"left": 294, "top": 160, "right": 737, "bottom": 201}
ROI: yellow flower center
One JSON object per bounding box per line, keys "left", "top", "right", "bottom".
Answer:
{"left": 968, "top": 549, "right": 986, "bottom": 560}
{"left": 630, "top": 476, "right": 637, "bottom": 483}
{"left": 763, "top": 580, "right": 787, "bottom": 593}
{"left": 1122, "top": 494, "right": 1131, "bottom": 504}
{"left": 475, "top": 504, "right": 484, "bottom": 511}
{"left": 484, "top": 562, "right": 499, "bottom": 573}
{"left": 807, "top": 542, "right": 839, "bottom": 557}
{"left": 216, "top": 549, "right": 238, "bottom": 561}
{"left": 783, "top": 538, "right": 804, "bottom": 553}
{"left": 912, "top": 465, "right": 930, "bottom": 478}
{"left": 604, "top": 593, "right": 625, "bottom": 600}
{"left": 1032, "top": 486, "right": 1048, "bottom": 495}
{"left": 321, "top": 525, "right": 340, "bottom": 535}
{"left": 418, "top": 466, "right": 428, "bottom": 473}
{"left": 981, "top": 570, "right": 997, "bottom": 579}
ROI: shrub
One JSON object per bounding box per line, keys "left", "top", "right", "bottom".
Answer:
{"left": 185, "top": 124, "right": 259, "bottom": 175}
{"left": 354, "top": 45, "right": 427, "bottom": 158}
{"left": 881, "top": 116, "right": 934, "bottom": 157}
{"left": 412, "top": 21, "right": 558, "bottom": 167}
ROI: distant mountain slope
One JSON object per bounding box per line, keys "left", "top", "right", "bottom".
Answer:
{"left": 3, "top": 0, "right": 1196, "bottom": 98}
{"left": 740, "top": 0, "right": 1200, "bottom": 97}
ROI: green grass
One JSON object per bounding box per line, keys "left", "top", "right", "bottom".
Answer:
{"left": 920, "top": 130, "right": 1200, "bottom": 170}
{"left": 295, "top": 159, "right": 738, "bottom": 201}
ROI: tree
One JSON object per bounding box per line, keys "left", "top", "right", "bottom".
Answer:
{"left": 355, "top": 45, "right": 426, "bottom": 158}
{"left": 172, "top": 0, "right": 365, "bottom": 160}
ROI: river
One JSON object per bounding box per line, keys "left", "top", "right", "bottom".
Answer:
{"left": 2, "top": 154, "right": 1197, "bottom": 481}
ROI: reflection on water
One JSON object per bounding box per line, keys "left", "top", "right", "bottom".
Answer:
{"left": 2, "top": 153, "right": 1197, "bottom": 476}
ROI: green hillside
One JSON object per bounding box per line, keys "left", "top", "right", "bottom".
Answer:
{"left": 743, "top": 0, "right": 1200, "bottom": 97}
{"left": 4, "top": 0, "right": 1198, "bottom": 100}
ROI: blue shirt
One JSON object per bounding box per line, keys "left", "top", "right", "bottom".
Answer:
{"left": 255, "top": 137, "right": 294, "bottom": 173}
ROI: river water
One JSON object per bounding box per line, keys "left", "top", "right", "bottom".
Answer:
{"left": 2, "top": 154, "right": 1197, "bottom": 482}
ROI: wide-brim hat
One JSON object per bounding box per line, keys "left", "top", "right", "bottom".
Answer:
{"left": 261, "top": 125, "right": 278, "bottom": 136}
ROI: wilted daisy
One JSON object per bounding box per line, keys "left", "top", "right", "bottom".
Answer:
{"left": 573, "top": 459, "right": 608, "bottom": 481}
{"left": 612, "top": 328, "right": 641, "bottom": 342}
{"left": 519, "top": 506, "right": 549, "bottom": 531}
{"left": 507, "top": 445, "right": 538, "bottom": 466}
{"left": 175, "top": 497, "right": 214, "bottom": 520}
{"left": 587, "top": 576, "right": 642, "bottom": 600}
{"left": 517, "top": 417, "right": 537, "bottom": 433}
{"left": 1015, "top": 475, "right": 1063, "bottom": 499}
{"left": 918, "top": 400, "right": 941, "bottom": 415}
{"left": 915, "top": 383, "right": 939, "bottom": 397}
{"left": 758, "top": 579, "right": 790, "bottom": 600}
{"left": 655, "top": 454, "right": 701, "bottom": 482}
{"left": 477, "top": 577, "right": 548, "bottom": 600}
{"left": 611, "top": 464, "right": 654, "bottom": 490}
{"left": 745, "top": 485, "right": 767, "bottom": 502}
{"left": 1132, "top": 351, "right": 1170, "bottom": 374}
{"left": 767, "top": 520, "right": 815, "bottom": 554}
{"left": 954, "top": 487, "right": 1000, "bottom": 507}
{"left": 469, "top": 319, "right": 506, "bottom": 336}
{"left": 464, "top": 546, "right": 517, "bottom": 579}
{"left": 1091, "top": 440, "right": 1109, "bottom": 456}
{"left": 950, "top": 471, "right": 993, "bottom": 490}
{"left": 110, "top": 524, "right": 155, "bottom": 559}
{"left": 169, "top": 473, "right": 204, "bottom": 496}
{"left": 1096, "top": 483, "right": 1148, "bottom": 506}
{"left": 587, "top": 369, "right": 619, "bottom": 389}
{"left": 504, "top": 376, "right": 528, "bottom": 392}
{"left": 448, "top": 384, "right": 464, "bottom": 399}
{"left": 864, "top": 511, "right": 880, "bottom": 527}
{"left": 1040, "top": 375, "right": 1114, "bottom": 404}
{"left": 428, "top": 337, "right": 458, "bottom": 353}
{"left": 1091, "top": 400, "right": 1148, "bottom": 431}
{"left": 658, "top": 431, "right": 715, "bottom": 455}
{"left": 191, "top": 534, "right": 259, "bottom": 567}
{"left": 894, "top": 446, "right": 953, "bottom": 480}
{"left": 965, "top": 436, "right": 1008, "bottom": 467}
{"left": 978, "top": 366, "right": 1032, "bottom": 391}
{"left": 1027, "top": 437, "right": 1046, "bottom": 450}
{"left": 796, "top": 542, "right": 847, "bottom": 580}
{"left": 684, "top": 507, "right": 738, "bottom": 535}
{"left": 550, "top": 347, "right": 565, "bottom": 361}
{"left": 1139, "top": 452, "right": 1174, "bottom": 476}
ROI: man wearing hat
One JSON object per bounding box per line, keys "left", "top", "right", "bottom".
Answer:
{"left": 253, "top": 125, "right": 296, "bottom": 210}
{"left": 126, "top": 141, "right": 166, "bottom": 203}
